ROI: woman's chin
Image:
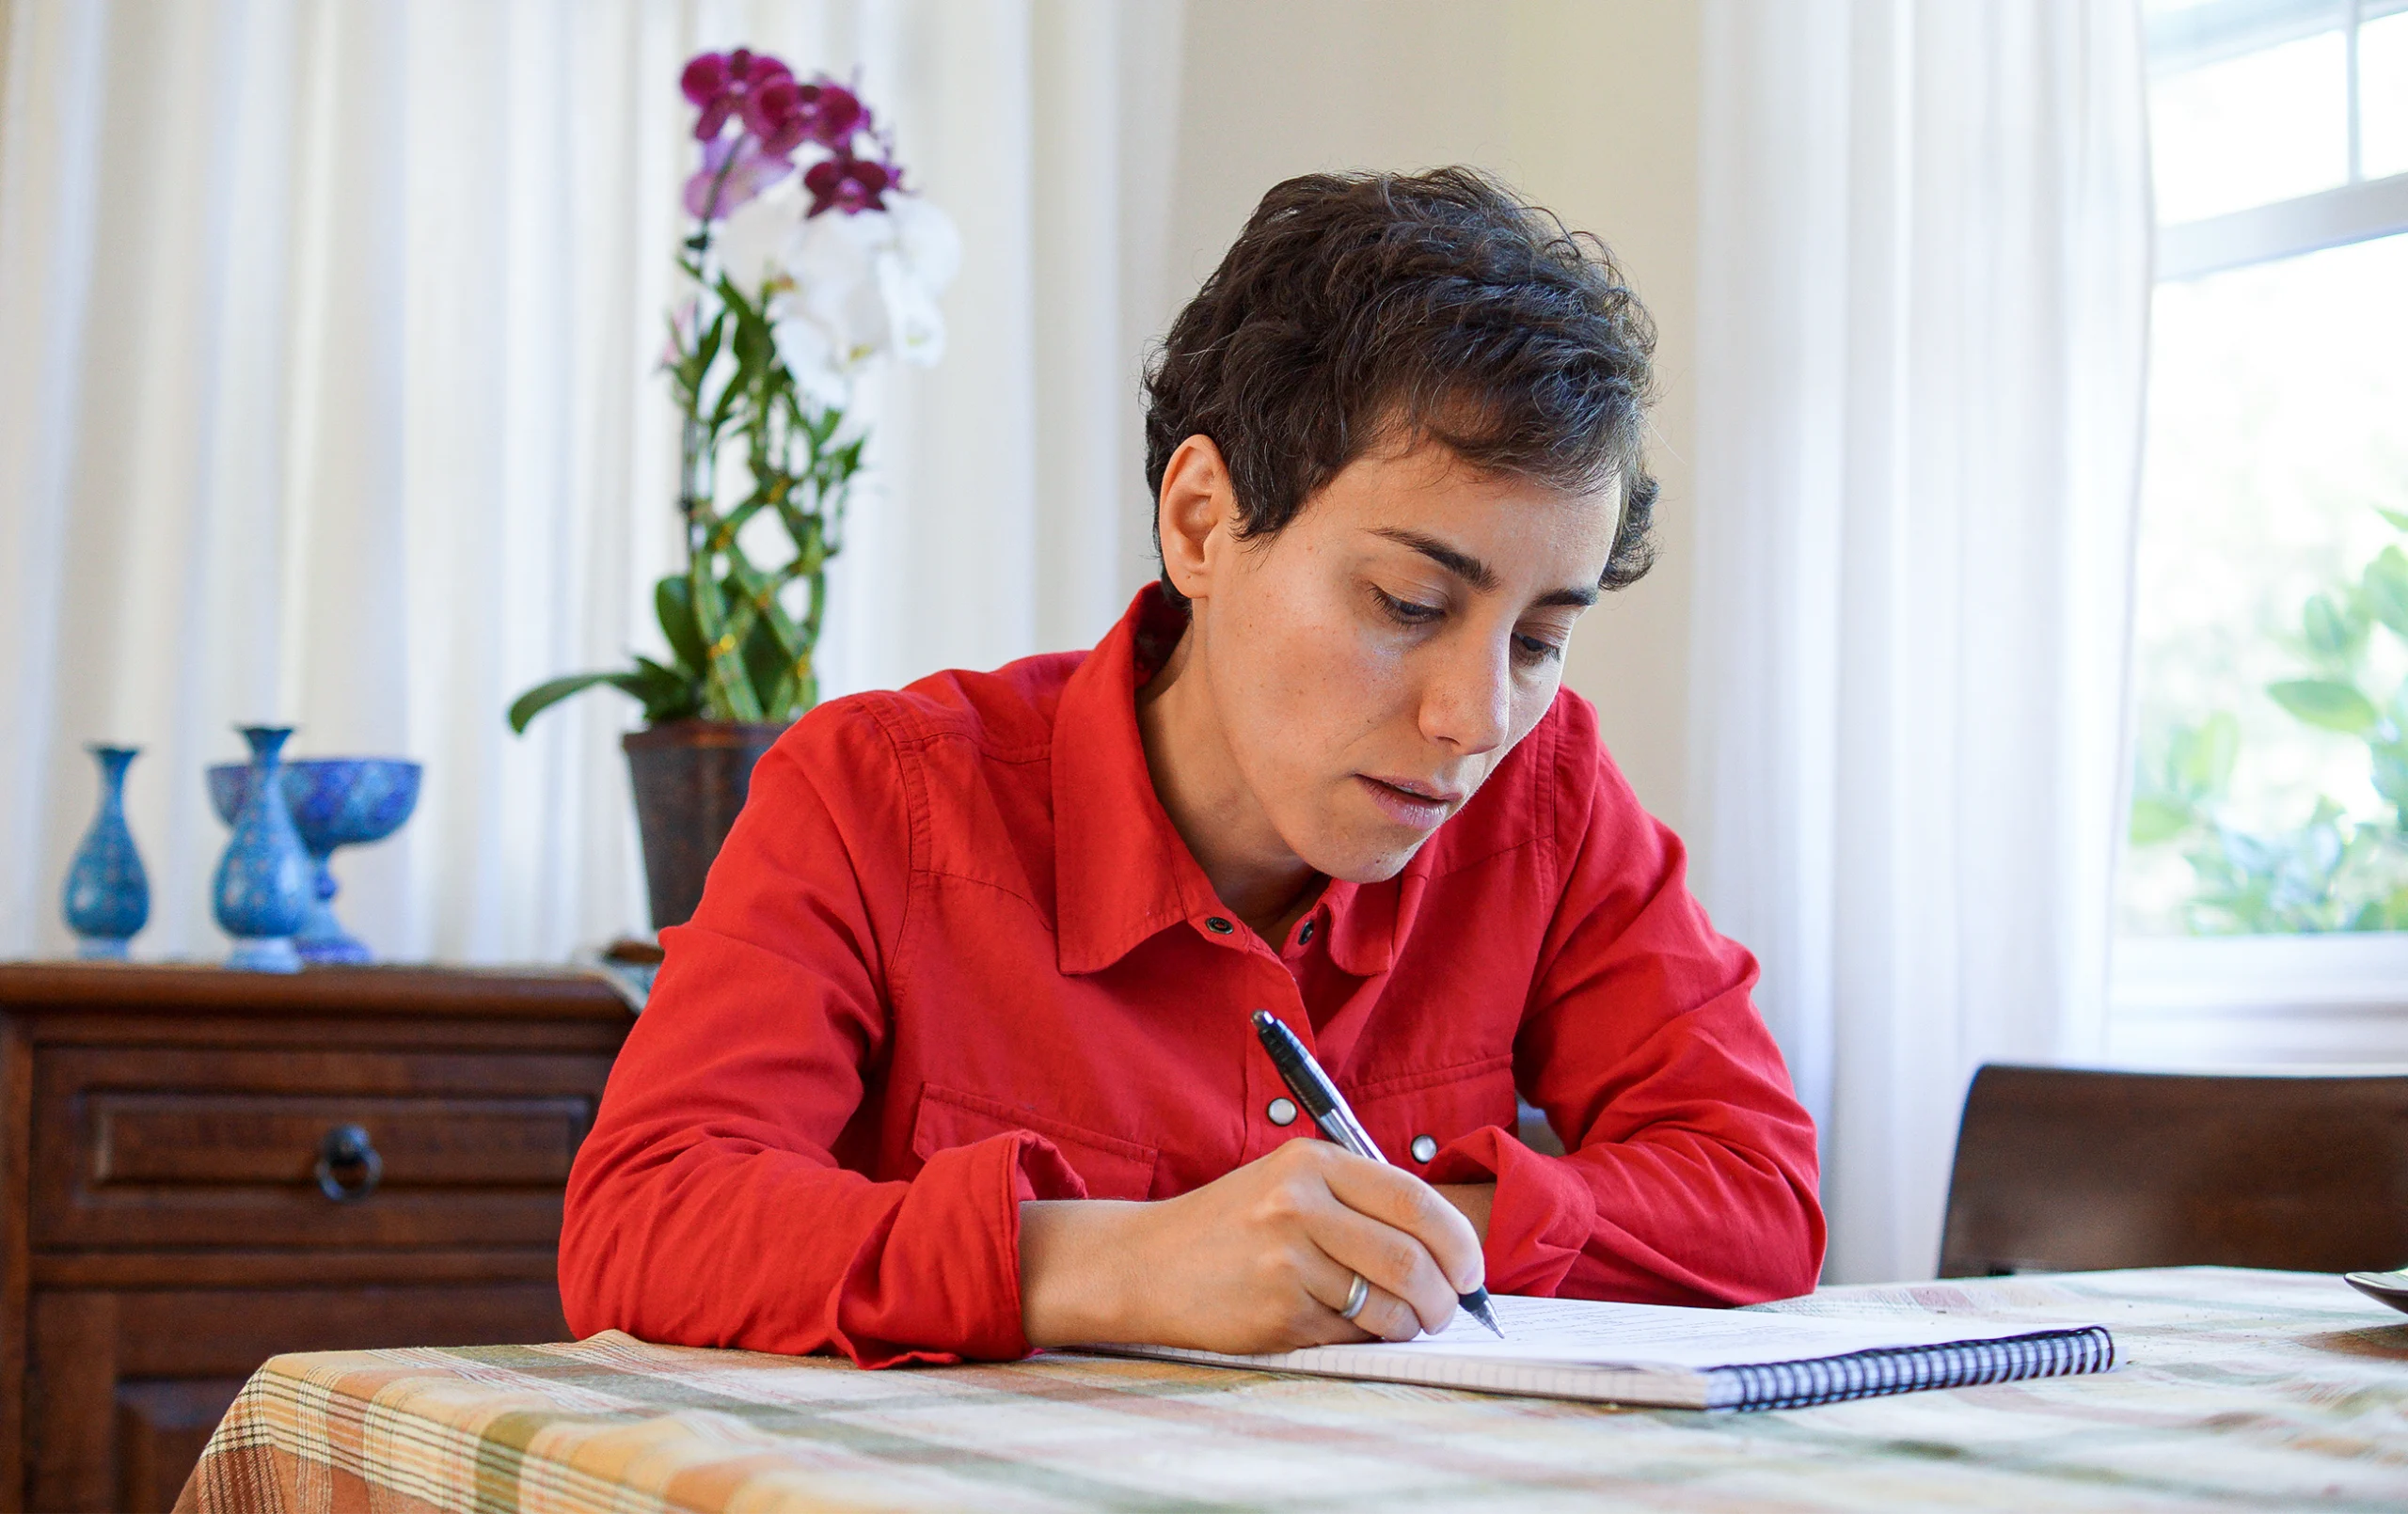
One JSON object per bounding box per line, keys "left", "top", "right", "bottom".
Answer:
{"left": 1295, "top": 817, "right": 1442, "bottom": 886}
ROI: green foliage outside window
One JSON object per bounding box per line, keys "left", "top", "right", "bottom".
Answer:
{"left": 2130, "top": 507, "right": 2408, "bottom": 933}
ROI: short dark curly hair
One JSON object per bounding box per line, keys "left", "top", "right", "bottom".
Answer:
{"left": 1143, "top": 167, "right": 1658, "bottom": 610}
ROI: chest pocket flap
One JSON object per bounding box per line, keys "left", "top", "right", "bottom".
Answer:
{"left": 910, "top": 1082, "right": 1161, "bottom": 1200}
{"left": 1348, "top": 1055, "right": 1518, "bottom": 1172}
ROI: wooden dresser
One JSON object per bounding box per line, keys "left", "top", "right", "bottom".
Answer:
{"left": 0, "top": 964, "right": 632, "bottom": 1513}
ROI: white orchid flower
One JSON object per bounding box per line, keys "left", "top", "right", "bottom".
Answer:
{"left": 879, "top": 196, "right": 959, "bottom": 368}
{"left": 767, "top": 195, "right": 960, "bottom": 405}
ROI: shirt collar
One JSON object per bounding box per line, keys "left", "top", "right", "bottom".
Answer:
{"left": 1052, "top": 585, "right": 1401, "bottom": 978}
{"left": 1052, "top": 586, "right": 1216, "bottom": 974}
{"left": 1317, "top": 875, "right": 1399, "bottom": 978}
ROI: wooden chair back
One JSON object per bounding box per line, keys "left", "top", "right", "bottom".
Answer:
{"left": 1938, "top": 1064, "right": 2408, "bottom": 1277}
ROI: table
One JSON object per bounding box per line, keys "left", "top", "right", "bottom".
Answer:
{"left": 178, "top": 1267, "right": 2405, "bottom": 1513}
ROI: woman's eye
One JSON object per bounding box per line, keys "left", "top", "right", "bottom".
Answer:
{"left": 1374, "top": 589, "right": 1444, "bottom": 625}
{"left": 1514, "top": 633, "right": 1564, "bottom": 667}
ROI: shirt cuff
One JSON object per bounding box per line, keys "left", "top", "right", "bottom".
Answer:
{"left": 833, "top": 1130, "right": 1088, "bottom": 1367}
{"left": 1424, "top": 1125, "right": 1596, "bottom": 1297}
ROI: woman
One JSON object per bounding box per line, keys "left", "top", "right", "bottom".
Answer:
{"left": 562, "top": 168, "right": 1823, "bottom": 1366}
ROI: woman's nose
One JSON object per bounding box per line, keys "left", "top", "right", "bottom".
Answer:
{"left": 1418, "top": 632, "right": 1512, "bottom": 756}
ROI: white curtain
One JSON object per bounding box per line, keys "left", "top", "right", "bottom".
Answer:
{"left": 1688, "top": 0, "right": 2152, "bottom": 1283}
{"left": 0, "top": 0, "right": 1180, "bottom": 962}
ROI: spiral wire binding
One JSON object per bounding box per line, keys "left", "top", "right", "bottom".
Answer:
{"left": 1714, "top": 1326, "right": 2116, "bottom": 1411}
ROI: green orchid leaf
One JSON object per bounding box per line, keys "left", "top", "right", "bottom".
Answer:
{"left": 2378, "top": 505, "right": 2408, "bottom": 533}
{"left": 506, "top": 670, "right": 648, "bottom": 734}
{"left": 655, "top": 575, "right": 708, "bottom": 672}
{"left": 2268, "top": 678, "right": 2382, "bottom": 734}
{"left": 626, "top": 654, "right": 690, "bottom": 702}
{"left": 740, "top": 616, "right": 797, "bottom": 717}
{"left": 628, "top": 654, "right": 705, "bottom": 724}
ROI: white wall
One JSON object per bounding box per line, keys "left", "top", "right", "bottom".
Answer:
{"left": 1165, "top": 0, "right": 1702, "bottom": 833}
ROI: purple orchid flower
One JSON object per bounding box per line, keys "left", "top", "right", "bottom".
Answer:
{"left": 683, "top": 132, "right": 795, "bottom": 221}
{"left": 678, "top": 51, "right": 913, "bottom": 227}
{"left": 683, "top": 48, "right": 798, "bottom": 144}
{"left": 743, "top": 72, "right": 810, "bottom": 155}
{"left": 802, "top": 152, "right": 895, "bottom": 216}
{"left": 795, "top": 82, "right": 867, "bottom": 150}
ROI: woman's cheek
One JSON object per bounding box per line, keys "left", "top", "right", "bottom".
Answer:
{"left": 1503, "top": 681, "right": 1558, "bottom": 749}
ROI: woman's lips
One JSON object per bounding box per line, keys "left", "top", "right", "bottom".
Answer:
{"left": 1357, "top": 774, "right": 1463, "bottom": 830}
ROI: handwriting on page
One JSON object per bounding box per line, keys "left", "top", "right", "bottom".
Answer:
{"left": 1388, "top": 1294, "right": 2039, "bottom": 1371}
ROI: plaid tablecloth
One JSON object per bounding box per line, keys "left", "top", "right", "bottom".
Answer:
{"left": 180, "top": 1267, "right": 2406, "bottom": 1513}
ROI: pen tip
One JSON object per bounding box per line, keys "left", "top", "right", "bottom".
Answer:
{"left": 1464, "top": 1291, "right": 1503, "bottom": 1338}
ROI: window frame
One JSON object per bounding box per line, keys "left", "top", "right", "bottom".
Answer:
{"left": 2158, "top": 173, "right": 2408, "bottom": 278}
{"left": 2111, "top": 1, "right": 2408, "bottom": 1064}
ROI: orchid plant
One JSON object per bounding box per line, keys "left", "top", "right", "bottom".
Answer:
{"left": 510, "top": 49, "right": 958, "bottom": 734}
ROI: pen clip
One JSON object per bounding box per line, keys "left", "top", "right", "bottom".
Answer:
{"left": 1252, "top": 1010, "right": 1384, "bottom": 1162}
{"left": 1252, "top": 1011, "right": 1338, "bottom": 1113}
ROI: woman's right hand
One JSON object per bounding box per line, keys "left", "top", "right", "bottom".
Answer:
{"left": 1017, "top": 1138, "right": 1485, "bottom": 1353}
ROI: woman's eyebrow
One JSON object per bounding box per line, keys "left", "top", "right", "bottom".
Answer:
{"left": 1370, "top": 527, "right": 1499, "bottom": 591}
{"left": 1369, "top": 527, "right": 1599, "bottom": 609}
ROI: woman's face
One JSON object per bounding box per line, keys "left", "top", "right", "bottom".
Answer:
{"left": 1163, "top": 434, "right": 1623, "bottom": 885}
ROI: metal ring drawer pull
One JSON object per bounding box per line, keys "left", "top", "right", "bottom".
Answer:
{"left": 314, "top": 1123, "right": 383, "bottom": 1203}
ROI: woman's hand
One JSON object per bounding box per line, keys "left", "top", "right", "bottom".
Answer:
{"left": 1018, "top": 1139, "right": 1485, "bottom": 1353}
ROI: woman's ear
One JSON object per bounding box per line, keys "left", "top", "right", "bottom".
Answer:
{"left": 1156, "top": 434, "right": 1234, "bottom": 605}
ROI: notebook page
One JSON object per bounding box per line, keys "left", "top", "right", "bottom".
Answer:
{"left": 1372, "top": 1293, "right": 2049, "bottom": 1371}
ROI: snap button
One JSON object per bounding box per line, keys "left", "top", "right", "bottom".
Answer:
{"left": 1410, "top": 1134, "right": 1438, "bottom": 1163}
{"left": 1297, "top": 919, "right": 1316, "bottom": 944}
{"left": 1205, "top": 916, "right": 1235, "bottom": 935}
{"left": 1267, "top": 1097, "right": 1299, "bottom": 1127}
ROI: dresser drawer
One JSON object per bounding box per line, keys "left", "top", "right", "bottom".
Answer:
{"left": 32, "top": 1045, "right": 614, "bottom": 1250}
{"left": 29, "top": 1282, "right": 574, "bottom": 1512}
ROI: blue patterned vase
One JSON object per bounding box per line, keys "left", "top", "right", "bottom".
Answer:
{"left": 212, "top": 726, "right": 313, "bottom": 972}
{"left": 205, "top": 758, "right": 421, "bottom": 964}
{"left": 62, "top": 745, "right": 149, "bottom": 958}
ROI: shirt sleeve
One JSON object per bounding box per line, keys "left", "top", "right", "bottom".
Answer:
{"left": 558, "top": 700, "right": 1088, "bottom": 1366}
{"left": 1423, "top": 701, "right": 1827, "bottom": 1305}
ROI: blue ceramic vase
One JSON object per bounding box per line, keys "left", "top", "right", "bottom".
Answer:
{"left": 204, "top": 758, "right": 421, "bottom": 964}
{"left": 212, "top": 726, "right": 314, "bottom": 972}
{"left": 62, "top": 745, "right": 149, "bottom": 958}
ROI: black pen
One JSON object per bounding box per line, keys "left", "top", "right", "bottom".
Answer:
{"left": 1251, "top": 1009, "right": 1505, "bottom": 1338}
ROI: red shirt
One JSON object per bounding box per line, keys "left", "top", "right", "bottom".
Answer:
{"left": 561, "top": 587, "right": 1823, "bottom": 1366}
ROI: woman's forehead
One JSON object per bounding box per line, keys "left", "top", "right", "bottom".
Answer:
{"left": 1305, "top": 440, "right": 1624, "bottom": 585}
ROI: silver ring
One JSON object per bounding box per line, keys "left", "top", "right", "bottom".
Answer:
{"left": 1339, "top": 1273, "right": 1370, "bottom": 1321}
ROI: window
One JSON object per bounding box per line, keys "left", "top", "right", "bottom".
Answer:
{"left": 2121, "top": 0, "right": 2408, "bottom": 941}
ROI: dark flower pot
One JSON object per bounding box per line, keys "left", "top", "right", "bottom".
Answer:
{"left": 622, "top": 719, "right": 788, "bottom": 932}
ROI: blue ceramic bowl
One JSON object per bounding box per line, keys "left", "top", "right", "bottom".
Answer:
{"left": 205, "top": 758, "right": 422, "bottom": 856}
{"left": 207, "top": 757, "right": 420, "bottom": 965}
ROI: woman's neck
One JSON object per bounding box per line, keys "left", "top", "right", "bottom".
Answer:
{"left": 1135, "top": 623, "right": 1322, "bottom": 941}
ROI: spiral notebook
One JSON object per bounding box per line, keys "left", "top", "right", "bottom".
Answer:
{"left": 1081, "top": 1294, "right": 2116, "bottom": 1411}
